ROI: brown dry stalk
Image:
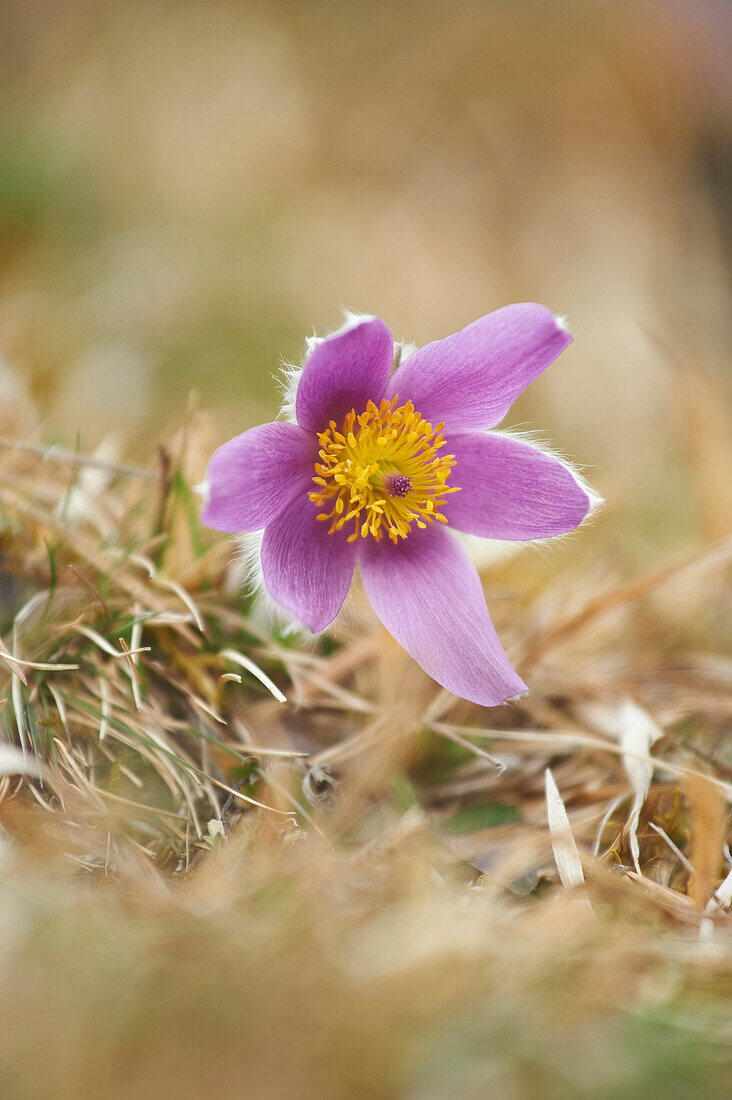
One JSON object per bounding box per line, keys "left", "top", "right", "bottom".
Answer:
{"left": 686, "top": 772, "right": 727, "bottom": 909}
{"left": 519, "top": 535, "right": 732, "bottom": 666}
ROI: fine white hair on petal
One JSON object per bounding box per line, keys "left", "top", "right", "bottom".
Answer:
{"left": 277, "top": 311, "right": 377, "bottom": 424}
{"left": 452, "top": 529, "right": 525, "bottom": 570}
{"left": 554, "top": 313, "right": 571, "bottom": 335}
{"left": 193, "top": 479, "right": 209, "bottom": 507}
{"left": 232, "top": 532, "right": 319, "bottom": 639}
{"left": 451, "top": 428, "right": 603, "bottom": 570}
{"left": 276, "top": 362, "right": 302, "bottom": 424}
{"left": 340, "top": 308, "right": 377, "bottom": 329}
{"left": 231, "top": 530, "right": 265, "bottom": 597}
{"left": 504, "top": 686, "right": 529, "bottom": 706}
{"left": 391, "top": 340, "right": 417, "bottom": 378}
{"left": 492, "top": 426, "right": 605, "bottom": 521}
{"left": 395, "top": 341, "right": 417, "bottom": 363}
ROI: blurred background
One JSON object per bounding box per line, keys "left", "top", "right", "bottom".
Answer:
{"left": 1, "top": 0, "right": 730, "bottom": 550}
{"left": 1, "top": 9, "right": 731, "bottom": 1096}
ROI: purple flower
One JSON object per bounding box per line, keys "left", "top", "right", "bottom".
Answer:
{"left": 201, "top": 305, "right": 598, "bottom": 706}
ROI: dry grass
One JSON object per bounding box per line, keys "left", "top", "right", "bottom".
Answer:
{"left": 0, "top": 5, "right": 730, "bottom": 1092}
{"left": 1, "top": 383, "right": 731, "bottom": 1099}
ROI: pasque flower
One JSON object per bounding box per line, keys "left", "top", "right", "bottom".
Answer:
{"left": 201, "top": 305, "right": 597, "bottom": 706}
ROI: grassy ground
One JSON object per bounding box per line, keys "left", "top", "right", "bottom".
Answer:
{"left": 0, "top": 393, "right": 730, "bottom": 1098}
{"left": 1, "top": 2, "right": 731, "bottom": 1096}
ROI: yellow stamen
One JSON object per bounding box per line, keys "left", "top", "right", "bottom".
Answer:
{"left": 309, "top": 397, "right": 460, "bottom": 544}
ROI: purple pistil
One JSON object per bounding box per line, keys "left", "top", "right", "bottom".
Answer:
{"left": 384, "top": 472, "right": 412, "bottom": 498}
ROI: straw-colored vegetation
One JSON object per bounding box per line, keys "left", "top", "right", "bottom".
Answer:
{"left": 1, "top": 388, "right": 730, "bottom": 1098}
{"left": 1, "top": 2, "right": 731, "bottom": 1096}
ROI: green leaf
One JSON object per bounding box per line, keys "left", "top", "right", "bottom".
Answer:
{"left": 175, "top": 471, "right": 207, "bottom": 560}
{"left": 43, "top": 539, "right": 58, "bottom": 612}
{"left": 441, "top": 802, "right": 521, "bottom": 835}
{"left": 391, "top": 775, "right": 419, "bottom": 812}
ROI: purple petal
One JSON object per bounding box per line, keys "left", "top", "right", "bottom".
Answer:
{"left": 201, "top": 422, "right": 317, "bottom": 534}
{"left": 296, "top": 316, "right": 394, "bottom": 432}
{"left": 261, "top": 495, "right": 356, "bottom": 632}
{"left": 359, "top": 525, "right": 526, "bottom": 706}
{"left": 444, "top": 431, "right": 592, "bottom": 540}
{"left": 386, "top": 304, "right": 571, "bottom": 431}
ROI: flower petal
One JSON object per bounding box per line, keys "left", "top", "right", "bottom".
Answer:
{"left": 386, "top": 304, "right": 571, "bottom": 431}
{"left": 261, "top": 495, "right": 356, "bottom": 632}
{"left": 201, "top": 422, "right": 317, "bottom": 534}
{"left": 444, "top": 431, "right": 592, "bottom": 540}
{"left": 295, "top": 315, "right": 394, "bottom": 432}
{"left": 359, "top": 524, "right": 526, "bottom": 706}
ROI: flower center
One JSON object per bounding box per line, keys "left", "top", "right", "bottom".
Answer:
{"left": 309, "top": 397, "right": 460, "bottom": 543}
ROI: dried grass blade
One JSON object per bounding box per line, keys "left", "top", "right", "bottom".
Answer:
{"left": 522, "top": 534, "right": 732, "bottom": 664}
{"left": 0, "top": 649, "right": 79, "bottom": 673}
{"left": 649, "top": 822, "right": 695, "bottom": 876}
{"left": 430, "top": 722, "right": 506, "bottom": 773}
{"left": 582, "top": 700, "right": 661, "bottom": 873}
{"left": 0, "top": 437, "right": 159, "bottom": 480}
{"left": 10, "top": 675, "right": 28, "bottom": 753}
{"left": 118, "top": 637, "right": 143, "bottom": 712}
{"left": 77, "top": 625, "right": 123, "bottom": 657}
{"left": 153, "top": 577, "right": 205, "bottom": 633}
{"left": 438, "top": 725, "right": 732, "bottom": 801}
{"left": 0, "top": 637, "right": 27, "bottom": 683}
{"left": 545, "top": 767, "right": 585, "bottom": 888}
{"left": 221, "top": 648, "right": 287, "bottom": 704}
{"left": 99, "top": 676, "right": 110, "bottom": 741}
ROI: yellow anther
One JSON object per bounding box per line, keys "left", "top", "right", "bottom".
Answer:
{"left": 309, "top": 397, "right": 460, "bottom": 543}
